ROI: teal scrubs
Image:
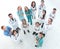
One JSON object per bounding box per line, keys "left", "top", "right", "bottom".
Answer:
{"left": 17, "top": 10, "right": 24, "bottom": 21}
{"left": 25, "top": 9, "right": 32, "bottom": 25}
{"left": 36, "top": 36, "right": 43, "bottom": 47}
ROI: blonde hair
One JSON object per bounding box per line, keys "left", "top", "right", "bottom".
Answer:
{"left": 24, "top": 6, "right": 29, "bottom": 11}
{"left": 17, "top": 6, "right": 22, "bottom": 10}
{"left": 22, "top": 19, "right": 27, "bottom": 25}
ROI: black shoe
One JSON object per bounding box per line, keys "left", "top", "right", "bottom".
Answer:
{"left": 27, "top": 30, "right": 30, "bottom": 33}
{"left": 24, "top": 30, "right": 26, "bottom": 34}
{"left": 33, "top": 32, "right": 36, "bottom": 35}
{"left": 35, "top": 33, "right": 38, "bottom": 36}
{"left": 16, "top": 27, "right": 21, "bottom": 30}
{"left": 35, "top": 45, "right": 38, "bottom": 47}
{"left": 16, "top": 27, "right": 21, "bottom": 33}
{"left": 41, "top": 23, "right": 44, "bottom": 28}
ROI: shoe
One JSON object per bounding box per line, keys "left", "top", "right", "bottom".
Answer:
{"left": 27, "top": 30, "right": 30, "bottom": 33}
{"left": 35, "top": 33, "right": 38, "bottom": 36}
{"left": 16, "top": 27, "right": 21, "bottom": 33}
{"left": 24, "top": 30, "right": 26, "bottom": 34}
{"left": 35, "top": 45, "right": 38, "bottom": 47}
{"left": 33, "top": 32, "right": 36, "bottom": 35}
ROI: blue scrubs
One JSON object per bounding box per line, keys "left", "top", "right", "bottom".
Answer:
{"left": 4, "top": 26, "right": 12, "bottom": 36}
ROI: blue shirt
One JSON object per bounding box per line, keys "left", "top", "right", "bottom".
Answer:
{"left": 4, "top": 26, "right": 12, "bottom": 36}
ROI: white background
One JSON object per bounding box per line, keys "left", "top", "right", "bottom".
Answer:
{"left": 0, "top": 0, "right": 60, "bottom": 49}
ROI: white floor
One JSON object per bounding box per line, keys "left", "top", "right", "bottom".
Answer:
{"left": 0, "top": 0, "right": 60, "bottom": 49}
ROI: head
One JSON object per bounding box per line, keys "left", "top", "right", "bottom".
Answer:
{"left": 8, "top": 13, "right": 13, "bottom": 19}
{"left": 39, "top": 32, "right": 45, "bottom": 38}
{"left": 31, "top": 1, "right": 36, "bottom": 7}
{"left": 48, "top": 18, "right": 53, "bottom": 24}
{"left": 42, "top": 10, "right": 46, "bottom": 15}
{"left": 22, "top": 19, "right": 27, "bottom": 25}
{"left": 1, "top": 26, "right": 6, "bottom": 30}
{"left": 17, "top": 6, "right": 22, "bottom": 11}
{"left": 42, "top": 10, "right": 46, "bottom": 19}
{"left": 52, "top": 8, "right": 57, "bottom": 14}
{"left": 12, "top": 30, "right": 17, "bottom": 36}
{"left": 35, "top": 22, "right": 41, "bottom": 27}
{"left": 24, "top": 6, "right": 29, "bottom": 11}
{"left": 41, "top": 0, "right": 44, "bottom": 6}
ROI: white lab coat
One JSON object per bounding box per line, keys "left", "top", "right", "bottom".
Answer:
{"left": 33, "top": 26, "right": 43, "bottom": 33}
{"left": 21, "top": 24, "right": 30, "bottom": 33}
{"left": 38, "top": 5, "right": 46, "bottom": 18}
{"left": 9, "top": 18, "right": 18, "bottom": 30}
{"left": 11, "top": 32, "right": 23, "bottom": 44}
{"left": 38, "top": 15, "right": 46, "bottom": 28}
{"left": 43, "top": 23, "right": 53, "bottom": 34}
{"left": 30, "top": 6, "right": 37, "bottom": 19}
{"left": 49, "top": 13, "right": 55, "bottom": 20}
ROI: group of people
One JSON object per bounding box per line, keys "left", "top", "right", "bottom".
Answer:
{"left": 1, "top": 0, "right": 57, "bottom": 48}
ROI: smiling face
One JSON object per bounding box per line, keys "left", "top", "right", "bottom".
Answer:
{"left": 22, "top": 19, "right": 27, "bottom": 25}
{"left": 31, "top": 1, "right": 36, "bottom": 7}
{"left": 48, "top": 18, "right": 53, "bottom": 24}
{"left": 52, "top": 8, "right": 57, "bottom": 14}
{"left": 8, "top": 14, "right": 13, "bottom": 19}
{"left": 12, "top": 30, "right": 17, "bottom": 36}
{"left": 42, "top": 10, "right": 46, "bottom": 15}
{"left": 32, "top": 2, "right": 35, "bottom": 7}
{"left": 17, "top": 6, "right": 22, "bottom": 11}
{"left": 53, "top": 10, "right": 56, "bottom": 14}
{"left": 35, "top": 22, "right": 41, "bottom": 27}
{"left": 24, "top": 6, "right": 29, "bottom": 11}
{"left": 41, "top": 1, "right": 44, "bottom": 6}
{"left": 14, "top": 31, "right": 17, "bottom": 36}
{"left": 39, "top": 33, "right": 43, "bottom": 38}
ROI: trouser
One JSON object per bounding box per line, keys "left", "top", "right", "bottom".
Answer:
{"left": 32, "top": 11, "right": 36, "bottom": 19}
{"left": 16, "top": 27, "right": 20, "bottom": 33}
{"left": 22, "top": 27, "right": 30, "bottom": 34}
{"left": 27, "top": 16, "right": 32, "bottom": 25}
{"left": 41, "top": 23, "right": 44, "bottom": 28}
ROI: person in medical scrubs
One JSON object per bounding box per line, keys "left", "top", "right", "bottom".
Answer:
{"left": 1, "top": 25, "right": 12, "bottom": 37}
{"left": 17, "top": 6, "right": 25, "bottom": 21}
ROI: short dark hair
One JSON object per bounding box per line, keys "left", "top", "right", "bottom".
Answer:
{"left": 41, "top": 0, "right": 44, "bottom": 2}
{"left": 39, "top": 32, "right": 45, "bottom": 37}
{"left": 35, "top": 22, "right": 41, "bottom": 25}
{"left": 53, "top": 8, "right": 56, "bottom": 10}
{"left": 1, "top": 26, "right": 4, "bottom": 29}
{"left": 8, "top": 13, "right": 12, "bottom": 16}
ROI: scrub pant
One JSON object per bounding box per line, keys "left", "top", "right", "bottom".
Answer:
{"left": 27, "top": 16, "right": 32, "bottom": 25}
{"left": 36, "top": 41, "right": 43, "bottom": 47}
